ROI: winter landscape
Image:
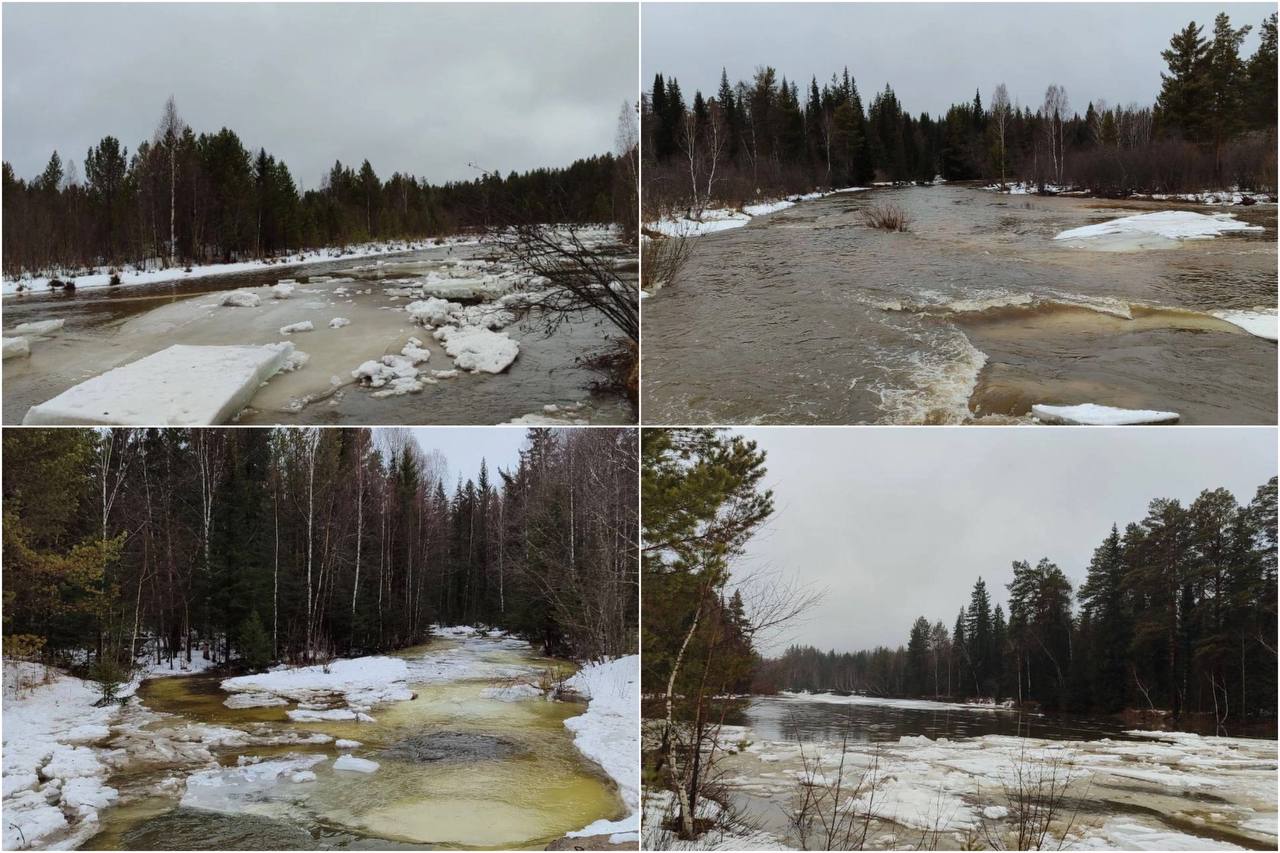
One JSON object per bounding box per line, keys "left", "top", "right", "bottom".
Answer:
{"left": 3, "top": 427, "right": 639, "bottom": 849}
{"left": 641, "top": 427, "right": 1277, "bottom": 850}
{"left": 640, "top": 3, "right": 1277, "bottom": 425}
{"left": 1, "top": 3, "right": 639, "bottom": 425}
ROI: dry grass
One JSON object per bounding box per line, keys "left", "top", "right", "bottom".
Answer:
{"left": 861, "top": 203, "right": 913, "bottom": 232}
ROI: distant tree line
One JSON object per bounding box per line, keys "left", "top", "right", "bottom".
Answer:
{"left": 2, "top": 427, "right": 637, "bottom": 677}
{"left": 3, "top": 96, "right": 634, "bottom": 278}
{"left": 643, "top": 12, "right": 1276, "bottom": 212}
{"left": 759, "top": 477, "right": 1277, "bottom": 727}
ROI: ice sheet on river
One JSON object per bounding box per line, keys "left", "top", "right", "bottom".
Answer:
{"left": 22, "top": 343, "right": 297, "bottom": 425}
{"left": 1054, "top": 210, "right": 1263, "bottom": 246}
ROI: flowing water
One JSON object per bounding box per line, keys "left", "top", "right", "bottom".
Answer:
{"left": 2, "top": 244, "right": 633, "bottom": 425}
{"left": 641, "top": 186, "right": 1276, "bottom": 425}
{"left": 693, "top": 695, "right": 1278, "bottom": 851}
{"left": 82, "top": 638, "right": 626, "bottom": 850}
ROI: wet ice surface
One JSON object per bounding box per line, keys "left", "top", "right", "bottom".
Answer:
{"left": 3, "top": 239, "right": 634, "bottom": 425}
{"left": 678, "top": 695, "right": 1277, "bottom": 851}
{"left": 641, "top": 186, "right": 1276, "bottom": 425}
{"left": 80, "top": 635, "right": 627, "bottom": 850}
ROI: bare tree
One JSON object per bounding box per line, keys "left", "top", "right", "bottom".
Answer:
{"left": 1041, "top": 85, "right": 1070, "bottom": 188}
{"left": 154, "top": 96, "right": 187, "bottom": 267}
{"left": 991, "top": 84, "right": 1012, "bottom": 186}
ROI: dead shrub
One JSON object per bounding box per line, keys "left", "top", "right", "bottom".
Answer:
{"left": 861, "top": 203, "right": 912, "bottom": 232}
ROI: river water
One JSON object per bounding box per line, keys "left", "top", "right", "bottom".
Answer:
{"left": 685, "top": 694, "right": 1278, "bottom": 851}
{"left": 641, "top": 187, "right": 1276, "bottom": 425}
{"left": 2, "top": 244, "right": 633, "bottom": 425}
{"left": 81, "top": 637, "right": 626, "bottom": 850}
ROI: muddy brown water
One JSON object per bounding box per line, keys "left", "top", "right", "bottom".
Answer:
{"left": 2, "top": 245, "right": 633, "bottom": 425}
{"left": 641, "top": 186, "right": 1276, "bottom": 425}
{"left": 82, "top": 640, "right": 626, "bottom": 850}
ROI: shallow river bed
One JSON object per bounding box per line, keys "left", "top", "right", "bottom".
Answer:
{"left": 82, "top": 637, "right": 626, "bottom": 850}
{"left": 641, "top": 187, "right": 1276, "bottom": 425}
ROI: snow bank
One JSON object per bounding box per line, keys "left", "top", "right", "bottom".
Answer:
{"left": 1211, "top": 309, "right": 1278, "bottom": 341}
{"left": 279, "top": 320, "right": 314, "bottom": 334}
{"left": 3, "top": 337, "right": 30, "bottom": 360}
{"left": 221, "top": 656, "right": 412, "bottom": 708}
{"left": 649, "top": 188, "right": 871, "bottom": 237}
{"left": 22, "top": 343, "right": 295, "bottom": 426}
{"left": 564, "top": 656, "right": 640, "bottom": 844}
{"left": 1031, "top": 403, "right": 1180, "bottom": 425}
{"left": 434, "top": 324, "right": 519, "bottom": 373}
{"left": 10, "top": 319, "right": 65, "bottom": 337}
{"left": 333, "top": 755, "right": 379, "bottom": 774}
{"left": 220, "top": 290, "right": 262, "bottom": 308}
{"left": 1055, "top": 210, "right": 1263, "bottom": 244}
{"left": 743, "top": 200, "right": 796, "bottom": 217}
{"left": 3, "top": 662, "right": 122, "bottom": 850}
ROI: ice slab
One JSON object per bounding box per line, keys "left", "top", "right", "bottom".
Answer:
{"left": 23, "top": 343, "right": 294, "bottom": 425}
{"left": 10, "top": 319, "right": 65, "bottom": 337}
{"left": 1211, "top": 309, "right": 1278, "bottom": 341}
{"left": 1055, "top": 210, "right": 1263, "bottom": 243}
{"left": 220, "top": 290, "right": 262, "bottom": 307}
{"left": 3, "top": 336, "right": 30, "bottom": 359}
{"left": 1032, "top": 403, "right": 1180, "bottom": 425}
{"left": 434, "top": 325, "right": 519, "bottom": 373}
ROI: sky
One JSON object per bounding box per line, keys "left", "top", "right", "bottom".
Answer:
{"left": 2, "top": 2, "right": 637, "bottom": 188}
{"left": 399, "top": 427, "right": 531, "bottom": 488}
{"left": 642, "top": 2, "right": 1271, "bottom": 118}
{"left": 731, "top": 427, "right": 1277, "bottom": 656}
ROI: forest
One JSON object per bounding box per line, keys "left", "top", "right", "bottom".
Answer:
{"left": 2, "top": 97, "right": 637, "bottom": 278}
{"left": 2, "top": 427, "right": 638, "bottom": 682}
{"left": 761, "top": 476, "right": 1278, "bottom": 725}
{"left": 642, "top": 12, "right": 1277, "bottom": 211}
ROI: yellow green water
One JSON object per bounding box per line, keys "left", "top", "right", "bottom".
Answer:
{"left": 84, "top": 639, "right": 624, "bottom": 850}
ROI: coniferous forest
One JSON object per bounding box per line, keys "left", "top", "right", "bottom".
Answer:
{"left": 2, "top": 96, "right": 635, "bottom": 278}
{"left": 2, "top": 428, "right": 638, "bottom": 678}
{"left": 760, "top": 476, "right": 1278, "bottom": 724}
{"left": 643, "top": 12, "right": 1276, "bottom": 211}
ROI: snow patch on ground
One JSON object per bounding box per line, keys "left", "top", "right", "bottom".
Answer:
{"left": 1031, "top": 403, "right": 1180, "bottom": 425}
{"left": 22, "top": 343, "right": 296, "bottom": 425}
{"left": 564, "top": 656, "right": 640, "bottom": 843}
{"left": 2, "top": 662, "right": 123, "bottom": 850}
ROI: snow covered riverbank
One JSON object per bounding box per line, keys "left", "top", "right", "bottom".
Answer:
{"left": 1, "top": 238, "right": 479, "bottom": 297}
{"left": 564, "top": 656, "right": 641, "bottom": 844}
{"left": 646, "top": 187, "right": 869, "bottom": 237}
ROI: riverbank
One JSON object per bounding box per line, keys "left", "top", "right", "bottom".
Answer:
{"left": 981, "top": 182, "right": 1276, "bottom": 206}
{"left": 643, "top": 187, "right": 869, "bottom": 239}
{"left": 2, "top": 629, "right": 638, "bottom": 850}
{"left": 1, "top": 237, "right": 479, "bottom": 297}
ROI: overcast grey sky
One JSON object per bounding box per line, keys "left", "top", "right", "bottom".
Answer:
{"left": 731, "top": 427, "right": 1276, "bottom": 656}
{"left": 643, "top": 3, "right": 1270, "bottom": 117}
{"left": 3, "top": 3, "right": 636, "bottom": 188}
{"left": 403, "top": 427, "right": 530, "bottom": 487}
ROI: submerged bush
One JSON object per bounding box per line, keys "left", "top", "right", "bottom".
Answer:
{"left": 861, "top": 203, "right": 912, "bottom": 232}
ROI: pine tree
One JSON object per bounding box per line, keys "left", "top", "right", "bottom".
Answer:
{"left": 1157, "top": 21, "right": 1210, "bottom": 140}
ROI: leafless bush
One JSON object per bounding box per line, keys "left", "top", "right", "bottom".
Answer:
{"left": 861, "top": 203, "right": 912, "bottom": 232}
{"left": 788, "top": 718, "right": 882, "bottom": 851}
{"left": 641, "top": 233, "right": 696, "bottom": 294}
{"left": 979, "top": 745, "right": 1088, "bottom": 851}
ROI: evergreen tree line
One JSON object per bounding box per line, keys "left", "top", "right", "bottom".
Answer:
{"left": 643, "top": 12, "right": 1276, "bottom": 212}
{"left": 3, "top": 96, "right": 633, "bottom": 278}
{"left": 2, "top": 427, "right": 638, "bottom": 677}
{"left": 760, "top": 477, "right": 1277, "bottom": 724}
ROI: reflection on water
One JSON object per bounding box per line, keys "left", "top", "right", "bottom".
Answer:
{"left": 744, "top": 696, "right": 1136, "bottom": 744}
{"left": 84, "top": 640, "right": 624, "bottom": 850}
{"left": 642, "top": 186, "right": 1276, "bottom": 424}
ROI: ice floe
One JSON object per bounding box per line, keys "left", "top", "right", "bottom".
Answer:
{"left": 1031, "top": 403, "right": 1180, "bottom": 425}
{"left": 433, "top": 325, "right": 519, "bottom": 373}
{"left": 1054, "top": 210, "right": 1263, "bottom": 244}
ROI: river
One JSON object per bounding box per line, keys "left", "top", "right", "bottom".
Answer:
{"left": 646, "top": 693, "right": 1278, "bottom": 851}
{"left": 641, "top": 187, "right": 1276, "bottom": 425}
{"left": 2, "top": 242, "right": 634, "bottom": 426}
{"left": 81, "top": 636, "right": 627, "bottom": 850}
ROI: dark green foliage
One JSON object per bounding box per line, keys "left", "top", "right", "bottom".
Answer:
{"left": 236, "top": 611, "right": 272, "bottom": 672}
